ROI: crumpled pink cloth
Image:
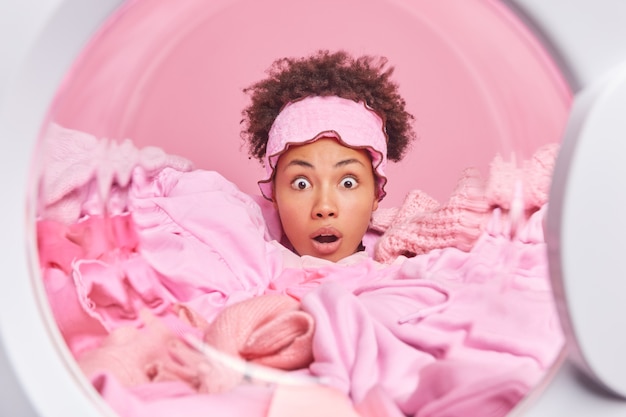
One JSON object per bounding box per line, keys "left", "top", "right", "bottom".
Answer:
{"left": 77, "top": 294, "right": 315, "bottom": 395}
{"left": 204, "top": 294, "right": 314, "bottom": 371}
{"left": 301, "top": 205, "right": 563, "bottom": 417}
{"left": 371, "top": 143, "right": 559, "bottom": 263}
{"left": 91, "top": 371, "right": 373, "bottom": 417}
{"left": 77, "top": 304, "right": 246, "bottom": 395}
{"left": 37, "top": 123, "right": 194, "bottom": 224}
{"left": 77, "top": 308, "right": 205, "bottom": 389}
{"left": 372, "top": 167, "right": 489, "bottom": 263}
{"left": 38, "top": 213, "right": 141, "bottom": 355}
{"left": 36, "top": 134, "right": 564, "bottom": 417}
{"left": 37, "top": 213, "right": 139, "bottom": 274}
{"left": 91, "top": 373, "right": 275, "bottom": 417}
{"left": 485, "top": 143, "right": 559, "bottom": 211}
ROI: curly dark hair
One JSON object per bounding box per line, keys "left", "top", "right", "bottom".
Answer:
{"left": 241, "top": 50, "right": 416, "bottom": 163}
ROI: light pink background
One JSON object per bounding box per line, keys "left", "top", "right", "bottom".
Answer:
{"left": 47, "top": 0, "right": 571, "bottom": 208}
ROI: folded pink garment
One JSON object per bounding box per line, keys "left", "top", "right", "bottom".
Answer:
{"left": 73, "top": 254, "right": 176, "bottom": 330}
{"left": 48, "top": 168, "right": 284, "bottom": 340}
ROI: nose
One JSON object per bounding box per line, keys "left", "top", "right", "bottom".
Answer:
{"left": 312, "top": 188, "right": 337, "bottom": 219}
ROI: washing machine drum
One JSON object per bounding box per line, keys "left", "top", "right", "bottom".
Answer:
{"left": 2, "top": 0, "right": 625, "bottom": 416}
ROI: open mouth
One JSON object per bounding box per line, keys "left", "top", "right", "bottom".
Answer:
{"left": 314, "top": 234, "right": 339, "bottom": 244}
{"left": 310, "top": 227, "right": 342, "bottom": 256}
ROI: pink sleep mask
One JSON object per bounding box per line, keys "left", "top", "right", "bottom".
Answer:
{"left": 258, "top": 95, "right": 389, "bottom": 201}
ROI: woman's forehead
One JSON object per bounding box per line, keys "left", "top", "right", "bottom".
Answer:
{"left": 278, "top": 138, "right": 372, "bottom": 167}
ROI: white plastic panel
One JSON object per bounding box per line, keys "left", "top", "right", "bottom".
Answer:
{"left": 508, "top": 0, "right": 626, "bottom": 90}
{"left": 547, "top": 63, "right": 626, "bottom": 398}
{"left": 0, "top": 1, "right": 123, "bottom": 416}
{"left": 1, "top": 1, "right": 625, "bottom": 416}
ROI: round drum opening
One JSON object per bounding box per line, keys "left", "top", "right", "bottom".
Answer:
{"left": 31, "top": 1, "right": 572, "bottom": 416}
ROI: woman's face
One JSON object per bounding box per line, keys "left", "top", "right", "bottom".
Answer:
{"left": 273, "top": 137, "right": 379, "bottom": 262}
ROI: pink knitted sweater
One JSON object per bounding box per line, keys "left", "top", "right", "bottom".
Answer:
{"left": 372, "top": 143, "right": 559, "bottom": 263}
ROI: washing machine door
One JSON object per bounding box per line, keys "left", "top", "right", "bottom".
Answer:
{"left": 511, "top": 62, "right": 626, "bottom": 417}
{"left": 508, "top": 0, "right": 626, "bottom": 415}
{"left": 1, "top": 1, "right": 625, "bottom": 417}
{"left": 521, "top": 63, "right": 626, "bottom": 417}
{"left": 0, "top": 2, "right": 124, "bottom": 417}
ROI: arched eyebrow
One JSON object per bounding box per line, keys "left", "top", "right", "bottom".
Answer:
{"left": 284, "top": 159, "right": 314, "bottom": 169}
{"left": 282, "top": 158, "right": 366, "bottom": 171}
{"left": 334, "top": 158, "right": 365, "bottom": 168}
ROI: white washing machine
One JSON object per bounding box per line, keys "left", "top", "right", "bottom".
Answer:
{"left": 0, "top": 1, "right": 625, "bottom": 416}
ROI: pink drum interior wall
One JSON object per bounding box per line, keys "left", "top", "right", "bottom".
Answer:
{"left": 47, "top": 0, "right": 571, "bottom": 207}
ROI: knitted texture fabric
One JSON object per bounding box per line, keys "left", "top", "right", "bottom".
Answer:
{"left": 369, "top": 190, "right": 441, "bottom": 233}
{"left": 372, "top": 144, "right": 559, "bottom": 263}
{"left": 76, "top": 308, "right": 208, "bottom": 389}
{"left": 485, "top": 143, "right": 559, "bottom": 211}
{"left": 77, "top": 296, "right": 315, "bottom": 395}
{"left": 373, "top": 168, "right": 489, "bottom": 263}
{"left": 204, "top": 294, "right": 315, "bottom": 371}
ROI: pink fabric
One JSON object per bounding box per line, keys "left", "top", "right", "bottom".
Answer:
{"left": 37, "top": 138, "right": 563, "bottom": 417}
{"left": 91, "top": 372, "right": 275, "bottom": 417}
{"left": 371, "top": 144, "right": 559, "bottom": 264}
{"left": 38, "top": 213, "right": 142, "bottom": 354}
{"left": 74, "top": 294, "right": 315, "bottom": 395}
{"left": 485, "top": 143, "right": 559, "bottom": 211}
{"left": 259, "top": 96, "right": 389, "bottom": 201}
{"left": 42, "top": 267, "right": 108, "bottom": 356}
{"left": 126, "top": 168, "right": 284, "bottom": 323}
{"left": 267, "top": 385, "right": 361, "bottom": 417}
{"left": 301, "top": 205, "right": 561, "bottom": 416}
{"left": 204, "top": 294, "right": 314, "bottom": 370}
{"left": 77, "top": 309, "right": 204, "bottom": 389}
{"left": 37, "top": 213, "right": 139, "bottom": 274}
{"left": 355, "top": 387, "right": 408, "bottom": 417}
{"left": 37, "top": 123, "right": 193, "bottom": 224}
{"left": 76, "top": 304, "right": 298, "bottom": 394}
{"left": 372, "top": 168, "right": 489, "bottom": 263}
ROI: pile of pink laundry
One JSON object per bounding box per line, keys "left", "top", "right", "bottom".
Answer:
{"left": 36, "top": 125, "right": 564, "bottom": 417}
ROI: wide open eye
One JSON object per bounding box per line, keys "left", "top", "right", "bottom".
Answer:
{"left": 291, "top": 177, "right": 312, "bottom": 190}
{"left": 339, "top": 176, "right": 359, "bottom": 189}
